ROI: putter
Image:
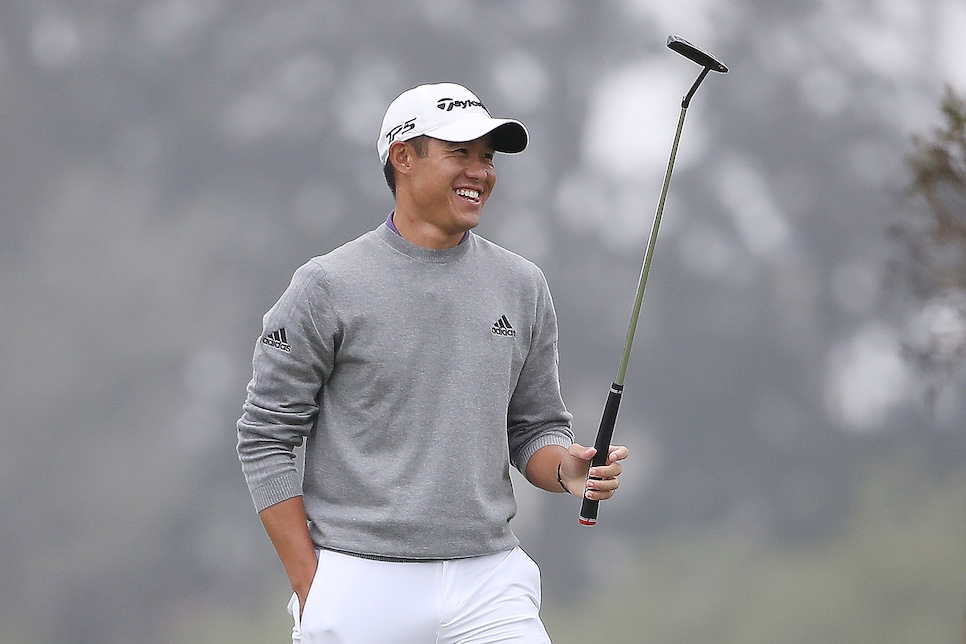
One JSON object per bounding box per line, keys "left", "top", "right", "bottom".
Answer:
{"left": 579, "top": 35, "right": 728, "bottom": 526}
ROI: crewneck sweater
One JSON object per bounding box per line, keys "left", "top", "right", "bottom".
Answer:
{"left": 237, "top": 223, "right": 573, "bottom": 560}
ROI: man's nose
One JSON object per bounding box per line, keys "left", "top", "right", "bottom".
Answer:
{"left": 464, "top": 156, "right": 491, "bottom": 179}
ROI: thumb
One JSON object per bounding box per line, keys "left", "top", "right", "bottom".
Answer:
{"left": 568, "top": 442, "right": 597, "bottom": 463}
{"left": 560, "top": 443, "right": 596, "bottom": 482}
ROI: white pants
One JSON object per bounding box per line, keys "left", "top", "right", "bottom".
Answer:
{"left": 288, "top": 546, "right": 551, "bottom": 644}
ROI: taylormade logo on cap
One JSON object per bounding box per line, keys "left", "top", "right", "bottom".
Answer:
{"left": 436, "top": 97, "right": 485, "bottom": 111}
{"left": 377, "top": 82, "right": 528, "bottom": 165}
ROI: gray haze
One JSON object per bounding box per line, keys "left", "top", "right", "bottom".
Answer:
{"left": 2, "top": 1, "right": 965, "bottom": 642}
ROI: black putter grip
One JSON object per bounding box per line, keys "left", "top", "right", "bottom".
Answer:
{"left": 578, "top": 383, "right": 623, "bottom": 526}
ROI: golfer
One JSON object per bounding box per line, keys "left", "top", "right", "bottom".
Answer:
{"left": 237, "top": 82, "right": 629, "bottom": 643}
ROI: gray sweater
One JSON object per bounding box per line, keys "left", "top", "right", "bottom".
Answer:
{"left": 237, "top": 223, "right": 574, "bottom": 560}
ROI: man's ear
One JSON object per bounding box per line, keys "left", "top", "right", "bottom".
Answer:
{"left": 389, "top": 140, "right": 413, "bottom": 175}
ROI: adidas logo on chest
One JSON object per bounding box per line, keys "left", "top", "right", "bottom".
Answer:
{"left": 491, "top": 315, "right": 516, "bottom": 337}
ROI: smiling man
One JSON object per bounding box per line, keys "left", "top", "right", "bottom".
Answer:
{"left": 390, "top": 135, "right": 494, "bottom": 248}
{"left": 237, "top": 82, "right": 629, "bottom": 643}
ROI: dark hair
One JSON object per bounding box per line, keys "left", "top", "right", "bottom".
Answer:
{"left": 384, "top": 135, "right": 431, "bottom": 197}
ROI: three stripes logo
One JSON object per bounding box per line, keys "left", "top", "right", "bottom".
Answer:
{"left": 491, "top": 315, "right": 516, "bottom": 338}
{"left": 262, "top": 328, "right": 292, "bottom": 353}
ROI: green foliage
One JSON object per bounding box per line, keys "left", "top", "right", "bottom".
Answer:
{"left": 908, "top": 87, "right": 966, "bottom": 246}
{"left": 891, "top": 86, "right": 966, "bottom": 403}
{"left": 543, "top": 460, "right": 966, "bottom": 644}
{"left": 901, "top": 85, "right": 966, "bottom": 293}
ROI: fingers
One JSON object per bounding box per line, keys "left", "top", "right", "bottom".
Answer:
{"left": 561, "top": 443, "right": 629, "bottom": 499}
{"left": 568, "top": 442, "right": 629, "bottom": 464}
{"left": 591, "top": 460, "right": 622, "bottom": 479}
{"left": 581, "top": 444, "right": 628, "bottom": 501}
{"left": 606, "top": 444, "right": 630, "bottom": 465}
{"left": 583, "top": 470, "right": 620, "bottom": 500}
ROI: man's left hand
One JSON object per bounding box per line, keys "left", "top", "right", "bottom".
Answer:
{"left": 559, "top": 443, "right": 629, "bottom": 499}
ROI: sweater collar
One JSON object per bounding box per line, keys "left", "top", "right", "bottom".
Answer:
{"left": 376, "top": 216, "right": 473, "bottom": 264}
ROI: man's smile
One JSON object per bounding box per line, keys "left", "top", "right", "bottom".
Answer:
{"left": 455, "top": 187, "right": 481, "bottom": 203}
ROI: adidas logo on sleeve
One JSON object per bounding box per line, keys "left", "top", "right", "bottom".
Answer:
{"left": 491, "top": 315, "right": 516, "bottom": 337}
{"left": 262, "top": 328, "right": 292, "bottom": 352}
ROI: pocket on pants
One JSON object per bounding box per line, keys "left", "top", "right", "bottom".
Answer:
{"left": 288, "top": 592, "right": 302, "bottom": 643}
{"left": 511, "top": 547, "right": 542, "bottom": 601}
{"left": 288, "top": 551, "right": 322, "bottom": 643}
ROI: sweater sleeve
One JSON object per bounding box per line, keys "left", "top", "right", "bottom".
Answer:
{"left": 506, "top": 267, "right": 574, "bottom": 474}
{"left": 236, "top": 260, "right": 336, "bottom": 512}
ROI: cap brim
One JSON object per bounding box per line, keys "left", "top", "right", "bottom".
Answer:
{"left": 423, "top": 116, "right": 528, "bottom": 154}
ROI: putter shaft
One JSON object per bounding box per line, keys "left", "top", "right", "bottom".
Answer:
{"left": 578, "top": 105, "right": 688, "bottom": 526}
{"left": 579, "top": 34, "right": 728, "bottom": 526}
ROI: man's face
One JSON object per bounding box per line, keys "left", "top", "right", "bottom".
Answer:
{"left": 404, "top": 136, "right": 497, "bottom": 239}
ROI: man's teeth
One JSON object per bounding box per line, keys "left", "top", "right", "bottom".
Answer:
{"left": 456, "top": 188, "right": 480, "bottom": 200}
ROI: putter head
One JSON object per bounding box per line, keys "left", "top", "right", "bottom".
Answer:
{"left": 667, "top": 35, "right": 728, "bottom": 73}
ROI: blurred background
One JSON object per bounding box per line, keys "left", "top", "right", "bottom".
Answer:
{"left": 2, "top": 1, "right": 965, "bottom": 642}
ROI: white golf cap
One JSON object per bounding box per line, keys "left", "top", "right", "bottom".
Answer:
{"left": 377, "top": 82, "right": 529, "bottom": 165}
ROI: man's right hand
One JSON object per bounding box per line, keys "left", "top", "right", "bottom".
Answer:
{"left": 258, "top": 496, "right": 319, "bottom": 617}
